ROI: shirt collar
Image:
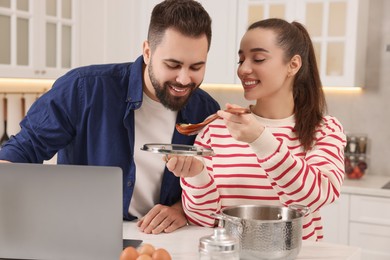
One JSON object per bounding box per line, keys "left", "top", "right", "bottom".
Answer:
{"left": 127, "top": 55, "right": 145, "bottom": 109}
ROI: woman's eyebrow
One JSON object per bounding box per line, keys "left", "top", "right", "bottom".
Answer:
{"left": 251, "top": 47, "right": 269, "bottom": 53}
{"left": 238, "top": 47, "right": 270, "bottom": 55}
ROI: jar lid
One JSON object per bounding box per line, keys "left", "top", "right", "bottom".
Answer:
{"left": 199, "top": 227, "right": 239, "bottom": 253}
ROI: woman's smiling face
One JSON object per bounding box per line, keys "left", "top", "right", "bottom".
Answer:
{"left": 237, "top": 28, "right": 293, "bottom": 102}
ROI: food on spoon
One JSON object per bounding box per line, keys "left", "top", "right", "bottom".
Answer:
{"left": 176, "top": 107, "right": 251, "bottom": 136}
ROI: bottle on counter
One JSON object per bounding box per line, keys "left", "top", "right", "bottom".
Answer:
{"left": 347, "top": 136, "right": 357, "bottom": 154}
{"left": 357, "top": 136, "right": 367, "bottom": 154}
{"left": 199, "top": 227, "right": 239, "bottom": 260}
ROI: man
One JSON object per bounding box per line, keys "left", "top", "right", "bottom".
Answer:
{"left": 0, "top": 0, "right": 220, "bottom": 234}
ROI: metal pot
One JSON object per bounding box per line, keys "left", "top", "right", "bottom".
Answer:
{"left": 214, "top": 204, "right": 309, "bottom": 260}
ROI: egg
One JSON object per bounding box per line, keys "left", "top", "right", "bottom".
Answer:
{"left": 152, "top": 248, "right": 172, "bottom": 260}
{"left": 136, "top": 255, "right": 152, "bottom": 260}
{"left": 137, "top": 243, "right": 155, "bottom": 256}
{"left": 119, "top": 246, "right": 139, "bottom": 260}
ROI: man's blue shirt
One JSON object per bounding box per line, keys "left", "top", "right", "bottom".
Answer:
{"left": 0, "top": 56, "right": 220, "bottom": 220}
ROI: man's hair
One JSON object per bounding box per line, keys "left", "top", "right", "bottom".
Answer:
{"left": 147, "top": 0, "right": 212, "bottom": 51}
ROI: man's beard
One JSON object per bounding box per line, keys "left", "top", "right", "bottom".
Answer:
{"left": 148, "top": 63, "right": 197, "bottom": 111}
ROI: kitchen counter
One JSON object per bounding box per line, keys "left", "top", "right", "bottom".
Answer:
{"left": 342, "top": 174, "right": 390, "bottom": 198}
{"left": 123, "top": 221, "right": 361, "bottom": 260}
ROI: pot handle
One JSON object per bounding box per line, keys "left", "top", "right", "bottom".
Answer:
{"left": 211, "top": 213, "right": 244, "bottom": 235}
{"left": 289, "top": 204, "right": 310, "bottom": 216}
{"left": 211, "top": 213, "right": 242, "bottom": 227}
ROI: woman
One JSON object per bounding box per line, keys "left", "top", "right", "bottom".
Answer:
{"left": 166, "top": 18, "right": 346, "bottom": 241}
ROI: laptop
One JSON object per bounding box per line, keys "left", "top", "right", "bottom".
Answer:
{"left": 0, "top": 163, "right": 124, "bottom": 260}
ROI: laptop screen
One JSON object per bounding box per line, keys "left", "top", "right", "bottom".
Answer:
{"left": 0, "top": 163, "right": 123, "bottom": 260}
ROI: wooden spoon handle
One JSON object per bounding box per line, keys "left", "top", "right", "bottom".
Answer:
{"left": 224, "top": 107, "right": 251, "bottom": 114}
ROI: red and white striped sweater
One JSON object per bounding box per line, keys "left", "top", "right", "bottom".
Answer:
{"left": 180, "top": 114, "right": 346, "bottom": 241}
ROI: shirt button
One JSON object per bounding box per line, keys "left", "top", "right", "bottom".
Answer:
{"left": 127, "top": 181, "right": 133, "bottom": 187}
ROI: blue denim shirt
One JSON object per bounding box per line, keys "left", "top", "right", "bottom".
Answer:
{"left": 0, "top": 56, "right": 220, "bottom": 220}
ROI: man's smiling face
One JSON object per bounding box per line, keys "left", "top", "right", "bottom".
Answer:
{"left": 143, "top": 28, "right": 209, "bottom": 111}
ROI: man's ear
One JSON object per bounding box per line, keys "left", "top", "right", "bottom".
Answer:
{"left": 288, "top": 54, "right": 302, "bottom": 77}
{"left": 143, "top": 40, "right": 151, "bottom": 64}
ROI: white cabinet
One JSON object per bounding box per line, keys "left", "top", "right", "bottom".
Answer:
{"left": 0, "top": 0, "right": 370, "bottom": 86}
{"left": 69, "top": 0, "right": 374, "bottom": 86}
{"left": 321, "top": 193, "right": 390, "bottom": 259}
{"left": 321, "top": 194, "right": 349, "bottom": 244}
{"left": 349, "top": 195, "right": 390, "bottom": 259}
{"left": 0, "top": 0, "right": 79, "bottom": 79}
{"left": 78, "top": 0, "right": 241, "bottom": 84}
{"left": 78, "top": 0, "right": 157, "bottom": 66}
{"left": 198, "top": 0, "right": 240, "bottom": 84}
{"left": 236, "top": 0, "right": 369, "bottom": 88}
{"left": 349, "top": 223, "right": 390, "bottom": 260}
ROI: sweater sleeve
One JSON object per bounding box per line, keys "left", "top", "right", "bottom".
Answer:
{"left": 180, "top": 129, "right": 220, "bottom": 227}
{"left": 249, "top": 116, "right": 346, "bottom": 212}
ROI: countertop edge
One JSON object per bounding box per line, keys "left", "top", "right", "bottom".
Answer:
{"left": 341, "top": 175, "right": 390, "bottom": 198}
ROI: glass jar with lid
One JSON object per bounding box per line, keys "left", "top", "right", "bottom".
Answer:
{"left": 199, "top": 227, "right": 239, "bottom": 260}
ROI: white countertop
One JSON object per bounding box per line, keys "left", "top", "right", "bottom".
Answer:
{"left": 123, "top": 221, "right": 361, "bottom": 260}
{"left": 342, "top": 174, "right": 390, "bottom": 198}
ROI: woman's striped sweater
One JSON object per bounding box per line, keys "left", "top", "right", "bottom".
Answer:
{"left": 180, "top": 114, "right": 346, "bottom": 241}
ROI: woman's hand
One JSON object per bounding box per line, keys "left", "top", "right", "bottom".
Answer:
{"left": 166, "top": 155, "right": 204, "bottom": 178}
{"left": 218, "top": 104, "right": 264, "bottom": 143}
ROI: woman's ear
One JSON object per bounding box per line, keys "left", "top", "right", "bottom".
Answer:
{"left": 142, "top": 41, "right": 151, "bottom": 64}
{"left": 288, "top": 54, "right": 302, "bottom": 77}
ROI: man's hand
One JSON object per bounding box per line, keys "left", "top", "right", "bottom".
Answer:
{"left": 166, "top": 155, "right": 204, "bottom": 178}
{"left": 137, "top": 201, "right": 187, "bottom": 234}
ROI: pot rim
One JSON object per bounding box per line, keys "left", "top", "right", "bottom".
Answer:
{"left": 220, "top": 204, "right": 309, "bottom": 223}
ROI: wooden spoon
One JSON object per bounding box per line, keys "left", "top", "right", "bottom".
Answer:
{"left": 176, "top": 107, "right": 251, "bottom": 136}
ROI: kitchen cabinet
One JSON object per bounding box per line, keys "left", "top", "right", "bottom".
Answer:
{"left": 78, "top": 0, "right": 141, "bottom": 66}
{"left": 236, "top": 0, "right": 370, "bottom": 88}
{"left": 197, "top": 0, "right": 240, "bottom": 84}
{"left": 321, "top": 176, "right": 390, "bottom": 259}
{"left": 78, "top": 0, "right": 241, "bottom": 84}
{"left": 44, "top": 0, "right": 374, "bottom": 85}
{"left": 321, "top": 193, "right": 349, "bottom": 244}
{"left": 349, "top": 195, "right": 390, "bottom": 260}
{"left": 0, "top": 0, "right": 371, "bottom": 85}
{"left": 0, "top": 0, "right": 79, "bottom": 79}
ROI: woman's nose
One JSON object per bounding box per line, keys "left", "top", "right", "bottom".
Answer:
{"left": 238, "top": 61, "right": 252, "bottom": 76}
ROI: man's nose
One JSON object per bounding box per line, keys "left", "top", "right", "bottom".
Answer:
{"left": 176, "top": 69, "right": 191, "bottom": 86}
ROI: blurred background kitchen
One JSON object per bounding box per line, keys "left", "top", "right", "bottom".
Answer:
{"left": 1, "top": 0, "right": 390, "bottom": 258}
{"left": 0, "top": 0, "right": 389, "bottom": 173}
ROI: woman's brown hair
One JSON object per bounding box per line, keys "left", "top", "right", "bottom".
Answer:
{"left": 248, "top": 18, "right": 327, "bottom": 151}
